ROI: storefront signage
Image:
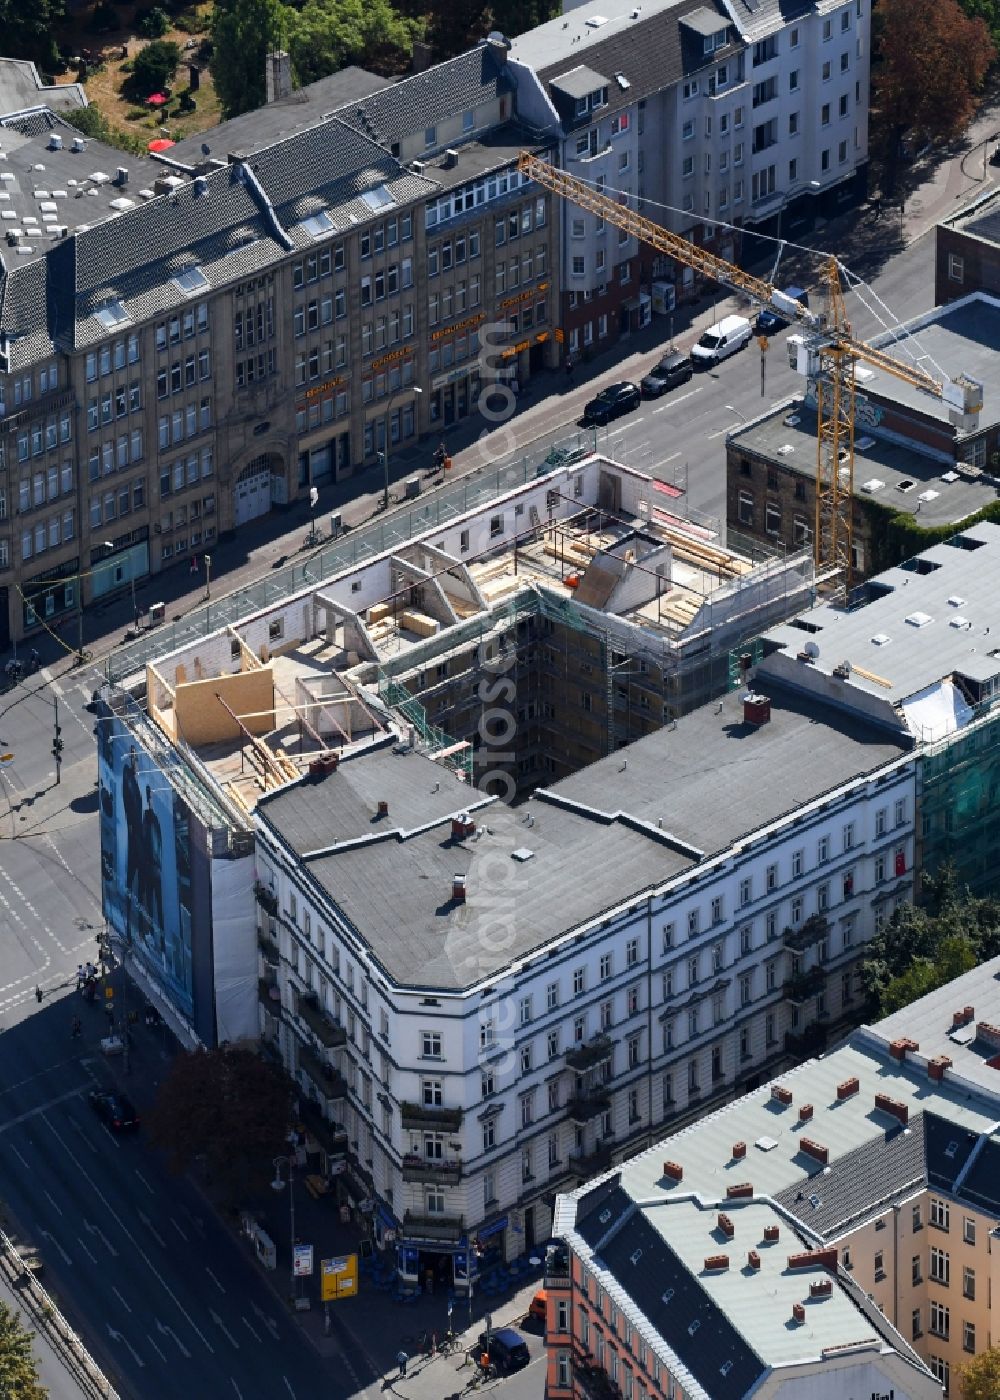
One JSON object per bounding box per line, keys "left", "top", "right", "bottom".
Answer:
{"left": 303, "top": 375, "right": 344, "bottom": 402}
{"left": 499, "top": 281, "right": 549, "bottom": 309}
{"left": 370, "top": 348, "right": 412, "bottom": 372}
{"left": 476, "top": 1216, "right": 508, "bottom": 1243}
{"left": 430, "top": 312, "right": 485, "bottom": 343}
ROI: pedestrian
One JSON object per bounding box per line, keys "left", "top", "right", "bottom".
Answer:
{"left": 565, "top": 356, "right": 574, "bottom": 382}
{"left": 77, "top": 964, "right": 85, "bottom": 990}
{"left": 396, "top": 1349, "right": 408, "bottom": 1377}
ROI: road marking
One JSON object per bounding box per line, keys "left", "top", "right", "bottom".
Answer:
{"left": 43, "top": 1190, "right": 63, "bottom": 1217}
{"left": 39, "top": 1229, "right": 71, "bottom": 1266}
{"left": 283, "top": 1380, "right": 297, "bottom": 1399}
{"left": 662, "top": 452, "right": 681, "bottom": 462}
{"left": 707, "top": 425, "right": 732, "bottom": 438}
{"left": 77, "top": 1236, "right": 99, "bottom": 1265}
{"left": 232, "top": 1384, "right": 244, "bottom": 1399}
{"left": 107, "top": 1323, "right": 144, "bottom": 1369}
{"left": 0, "top": 1088, "right": 84, "bottom": 1136}
{"left": 68, "top": 1116, "right": 98, "bottom": 1153}
{"left": 138, "top": 1210, "right": 167, "bottom": 1248}
{"left": 147, "top": 1334, "right": 168, "bottom": 1364}
{"left": 241, "top": 1316, "right": 261, "bottom": 1343}
{"left": 10, "top": 1145, "right": 30, "bottom": 1169}
{"left": 84, "top": 1219, "right": 119, "bottom": 1256}
{"left": 210, "top": 1308, "right": 240, "bottom": 1350}
{"left": 98, "top": 1121, "right": 122, "bottom": 1149}
{"left": 112, "top": 1286, "right": 132, "bottom": 1314}
{"left": 206, "top": 1267, "right": 226, "bottom": 1294}
{"left": 250, "top": 1301, "right": 280, "bottom": 1340}
{"left": 171, "top": 1217, "right": 188, "bottom": 1243}
{"left": 41, "top": 1113, "right": 214, "bottom": 1354}
{"left": 155, "top": 1318, "right": 191, "bottom": 1358}
{"left": 134, "top": 1168, "right": 156, "bottom": 1196}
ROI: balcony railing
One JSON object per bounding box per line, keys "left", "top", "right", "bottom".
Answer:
{"left": 296, "top": 994, "right": 348, "bottom": 1049}
{"left": 296, "top": 1097, "right": 348, "bottom": 1158}
{"left": 569, "top": 1143, "right": 614, "bottom": 1178}
{"left": 258, "top": 933, "right": 279, "bottom": 967}
{"left": 254, "top": 882, "right": 278, "bottom": 916}
{"left": 298, "top": 1043, "right": 347, "bottom": 1101}
{"left": 567, "top": 1091, "right": 611, "bottom": 1125}
{"left": 401, "top": 1155, "right": 463, "bottom": 1184}
{"left": 565, "top": 1035, "right": 614, "bottom": 1073}
{"left": 783, "top": 966, "right": 826, "bottom": 1003}
{"left": 258, "top": 976, "right": 280, "bottom": 1009}
{"left": 402, "top": 1211, "right": 464, "bottom": 1242}
{"left": 783, "top": 914, "right": 830, "bottom": 954}
{"left": 400, "top": 1102, "right": 463, "bottom": 1131}
{"left": 574, "top": 1359, "right": 621, "bottom": 1399}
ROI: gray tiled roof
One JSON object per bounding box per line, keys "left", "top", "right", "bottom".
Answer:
{"left": 341, "top": 45, "right": 513, "bottom": 148}
{"left": 719, "top": 0, "right": 815, "bottom": 42}
{"left": 0, "top": 258, "right": 55, "bottom": 370}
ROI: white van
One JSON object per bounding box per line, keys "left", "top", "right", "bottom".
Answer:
{"left": 690, "top": 314, "right": 753, "bottom": 368}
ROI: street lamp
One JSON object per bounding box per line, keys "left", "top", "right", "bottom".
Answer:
{"left": 271, "top": 1155, "right": 297, "bottom": 1301}
{"left": 380, "top": 386, "right": 422, "bottom": 511}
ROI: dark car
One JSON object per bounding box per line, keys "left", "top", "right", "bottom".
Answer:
{"left": 640, "top": 351, "right": 693, "bottom": 398}
{"left": 88, "top": 1091, "right": 140, "bottom": 1131}
{"left": 478, "top": 1327, "right": 531, "bottom": 1375}
{"left": 583, "top": 381, "right": 641, "bottom": 425}
{"left": 756, "top": 285, "right": 809, "bottom": 336}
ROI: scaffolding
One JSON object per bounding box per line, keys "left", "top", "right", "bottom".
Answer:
{"left": 918, "top": 702, "right": 1000, "bottom": 896}
{"left": 376, "top": 669, "right": 474, "bottom": 779}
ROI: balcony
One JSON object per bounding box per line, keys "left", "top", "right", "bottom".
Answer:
{"left": 401, "top": 1102, "right": 463, "bottom": 1132}
{"left": 569, "top": 1143, "right": 614, "bottom": 1178}
{"left": 565, "top": 1035, "right": 614, "bottom": 1073}
{"left": 402, "top": 1210, "right": 464, "bottom": 1242}
{"left": 401, "top": 1154, "right": 463, "bottom": 1184}
{"left": 254, "top": 882, "right": 278, "bottom": 916}
{"left": 296, "top": 993, "right": 347, "bottom": 1049}
{"left": 567, "top": 1091, "right": 611, "bottom": 1125}
{"left": 783, "top": 914, "right": 830, "bottom": 954}
{"left": 785, "top": 1022, "right": 828, "bottom": 1058}
{"left": 783, "top": 966, "right": 826, "bottom": 1004}
{"left": 258, "top": 976, "right": 281, "bottom": 1010}
{"left": 544, "top": 1248, "right": 571, "bottom": 1286}
{"left": 258, "top": 933, "right": 279, "bottom": 968}
{"left": 297, "top": 1043, "right": 347, "bottom": 1102}
{"left": 574, "top": 1359, "right": 621, "bottom": 1399}
{"left": 296, "top": 1097, "right": 348, "bottom": 1157}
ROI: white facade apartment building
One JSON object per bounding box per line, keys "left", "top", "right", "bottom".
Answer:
{"left": 252, "top": 683, "right": 914, "bottom": 1283}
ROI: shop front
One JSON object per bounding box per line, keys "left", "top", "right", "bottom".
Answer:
{"left": 397, "top": 1230, "right": 472, "bottom": 1295}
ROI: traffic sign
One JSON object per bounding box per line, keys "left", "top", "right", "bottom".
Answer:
{"left": 293, "top": 1243, "right": 314, "bottom": 1277}
{"left": 320, "top": 1254, "right": 358, "bottom": 1301}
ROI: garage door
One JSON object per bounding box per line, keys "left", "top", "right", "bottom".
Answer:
{"left": 234, "top": 466, "right": 271, "bottom": 526}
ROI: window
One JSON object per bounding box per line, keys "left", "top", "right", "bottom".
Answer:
{"left": 929, "top": 1301, "right": 949, "bottom": 1340}
{"left": 573, "top": 967, "right": 586, "bottom": 995}
{"left": 912, "top": 1254, "right": 922, "bottom": 1285}
{"left": 963, "top": 1266, "right": 975, "bottom": 1300}
{"left": 929, "top": 1357, "right": 949, "bottom": 1397}
{"left": 963, "top": 1216, "right": 976, "bottom": 1245}
{"left": 626, "top": 937, "right": 639, "bottom": 968}
{"left": 930, "top": 1247, "right": 950, "bottom": 1285}
{"left": 546, "top": 982, "right": 559, "bottom": 1011}
{"left": 421, "top": 1031, "right": 442, "bottom": 1059}
{"left": 874, "top": 1249, "right": 885, "bottom": 1279}
{"left": 912, "top": 1307, "right": 922, "bottom": 1340}
{"left": 422, "top": 1078, "right": 443, "bottom": 1107}
{"left": 930, "top": 1198, "right": 950, "bottom": 1231}
{"left": 912, "top": 1204, "right": 922, "bottom": 1231}
{"left": 949, "top": 253, "right": 965, "bottom": 283}
{"left": 963, "top": 1321, "right": 975, "bottom": 1354}
{"left": 600, "top": 953, "right": 613, "bottom": 981}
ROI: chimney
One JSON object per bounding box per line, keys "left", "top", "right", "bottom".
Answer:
{"left": 763, "top": 1225, "right": 780, "bottom": 1243}
{"left": 704, "top": 1255, "right": 729, "bottom": 1272}
{"left": 732, "top": 1141, "right": 747, "bottom": 1160}
{"left": 889, "top": 1036, "right": 919, "bottom": 1061}
{"left": 718, "top": 1213, "right": 735, "bottom": 1239}
{"left": 836, "top": 1077, "right": 859, "bottom": 1101}
{"left": 748, "top": 1249, "right": 761, "bottom": 1270}
{"left": 452, "top": 874, "right": 467, "bottom": 903}
{"left": 486, "top": 29, "right": 511, "bottom": 61}
{"left": 792, "top": 1302, "right": 806, "bottom": 1324}
{"left": 194, "top": 175, "right": 208, "bottom": 197}
{"left": 743, "top": 692, "right": 771, "bottom": 726}
{"left": 928, "top": 1054, "right": 953, "bottom": 1083}
{"left": 874, "top": 1093, "right": 908, "bottom": 1125}
{"left": 976, "top": 1021, "right": 1000, "bottom": 1050}
{"left": 952, "top": 1006, "right": 975, "bottom": 1028}
{"left": 788, "top": 1247, "right": 838, "bottom": 1272}
{"left": 663, "top": 1160, "right": 683, "bottom": 1182}
{"left": 800, "top": 1138, "right": 829, "bottom": 1166}
{"left": 771, "top": 1084, "right": 793, "bottom": 1106}
{"left": 410, "top": 39, "right": 434, "bottom": 73}
{"left": 809, "top": 1279, "right": 833, "bottom": 1298}
{"left": 444, "top": 148, "right": 459, "bottom": 169}
{"left": 799, "top": 1104, "right": 814, "bottom": 1122}
{"left": 115, "top": 166, "right": 128, "bottom": 186}
{"left": 377, "top": 799, "right": 389, "bottom": 818}
{"left": 727, "top": 1183, "right": 754, "bottom": 1200}
{"left": 265, "top": 50, "right": 292, "bottom": 103}
{"left": 451, "top": 813, "right": 476, "bottom": 840}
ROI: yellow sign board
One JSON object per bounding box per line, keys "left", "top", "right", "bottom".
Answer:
{"left": 320, "top": 1254, "right": 358, "bottom": 1302}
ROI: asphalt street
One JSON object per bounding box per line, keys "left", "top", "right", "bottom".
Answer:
{"left": 0, "top": 220, "right": 945, "bottom": 1400}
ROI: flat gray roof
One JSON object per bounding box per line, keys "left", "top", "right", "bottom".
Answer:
{"left": 729, "top": 400, "right": 995, "bottom": 529}
{"left": 761, "top": 521, "right": 1000, "bottom": 715}
{"left": 867, "top": 294, "right": 1000, "bottom": 434}
{"left": 259, "top": 685, "right": 905, "bottom": 989}
{"left": 0, "top": 58, "right": 86, "bottom": 118}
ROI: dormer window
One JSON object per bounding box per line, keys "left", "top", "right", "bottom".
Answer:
{"left": 703, "top": 26, "right": 729, "bottom": 54}
{"left": 575, "top": 98, "right": 588, "bottom": 118}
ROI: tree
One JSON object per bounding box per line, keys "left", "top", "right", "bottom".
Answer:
{"left": 430, "top": 0, "right": 492, "bottom": 59}
{"left": 962, "top": 1346, "right": 1000, "bottom": 1400}
{"left": 128, "top": 39, "right": 181, "bottom": 99}
{"left": 490, "top": 0, "right": 559, "bottom": 39}
{"left": 137, "top": 7, "right": 171, "bottom": 38}
{"left": 288, "top": 0, "right": 419, "bottom": 84}
{"left": 875, "top": 0, "right": 994, "bottom": 183}
{"left": 0, "top": 0, "right": 63, "bottom": 71}
{"left": 147, "top": 1046, "right": 293, "bottom": 1202}
{"left": 211, "top": 0, "right": 289, "bottom": 119}
{"left": 0, "top": 1303, "right": 46, "bottom": 1400}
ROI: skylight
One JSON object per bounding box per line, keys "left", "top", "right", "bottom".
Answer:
{"left": 173, "top": 266, "right": 209, "bottom": 296}
{"left": 361, "top": 185, "right": 395, "bottom": 213}
{"left": 93, "top": 300, "right": 129, "bottom": 329}
{"left": 301, "top": 210, "right": 334, "bottom": 239}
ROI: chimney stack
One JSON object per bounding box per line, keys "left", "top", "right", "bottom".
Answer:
{"left": 452, "top": 874, "right": 467, "bottom": 903}
{"left": 952, "top": 1006, "right": 975, "bottom": 1028}
{"left": 928, "top": 1054, "right": 953, "bottom": 1082}
{"left": 265, "top": 50, "right": 293, "bottom": 103}
{"left": 663, "top": 1160, "right": 684, "bottom": 1182}
{"left": 377, "top": 799, "right": 389, "bottom": 818}
{"left": 792, "top": 1302, "right": 806, "bottom": 1324}
{"left": 763, "top": 1225, "right": 780, "bottom": 1243}
{"left": 732, "top": 1141, "right": 747, "bottom": 1160}
{"left": 743, "top": 692, "right": 771, "bottom": 726}
{"left": 748, "top": 1249, "right": 761, "bottom": 1270}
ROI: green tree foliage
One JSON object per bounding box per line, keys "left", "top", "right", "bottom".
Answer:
{"left": 860, "top": 868, "right": 1000, "bottom": 1015}
{"left": 874, "top": 0, "right": 994, "bottom": 150}
{"left": 430, "top": 0, "right": 492, "bottom": 60}
{"left": 128, "top": 39, "right": 181, "bottom": 98}
{"left": 89, "top": 1, "right": 121, "bottom": 33}
{"left": 147, "top": 1046, "right": 293, "bottom": 1202}
{"left": 287, "top": 0, "right": 418, "bottom": 85}
{"left": 489, "top": 0, "right": 559, "bottom": 40}
{"left": 959, "top": 0, "right": 1000, "bottom": 52}
{"left": 0, "top": 1304, "right": 46, "bottom": 1400}
{"left": 962, "top": 1345, "right": 1000, "bottom": 1400}
{"left": 137, "top": 6, "right": 171, "bottom": 38}
{"left": 0, "top": 0, "right": 63, "bottom": 71}
{"left": 211, "top": 0, "right": 289, "bottom": 119}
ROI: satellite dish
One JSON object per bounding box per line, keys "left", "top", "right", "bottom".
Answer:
{"left": 803, "top": 641, "right": 820, "bottom": 658}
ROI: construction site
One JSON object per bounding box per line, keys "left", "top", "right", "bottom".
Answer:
{"left": 131, "top": 448, "right": 816, "bottom": 810}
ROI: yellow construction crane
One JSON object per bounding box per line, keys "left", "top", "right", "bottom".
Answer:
{"left": 518, "top": 152, "right": 983, "bottom": 592}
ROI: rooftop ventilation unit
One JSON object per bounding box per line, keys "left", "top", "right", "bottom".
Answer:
{"left": 905, "top": 611, "right": 933, "bottom": 628}
{"left": 48, "top": 133, "right": 62, "bottom": 151}
{"left": 71, "top": 136, "right": 85, "bottom": 153}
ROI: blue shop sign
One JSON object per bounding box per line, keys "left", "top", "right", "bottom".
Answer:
{"left": 477, "top": 1216, "right": 508, "bottom": 1242}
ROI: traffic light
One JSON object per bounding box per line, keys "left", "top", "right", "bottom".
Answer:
{"left": 52, "top": 721, "right": 63, "bottom": 760}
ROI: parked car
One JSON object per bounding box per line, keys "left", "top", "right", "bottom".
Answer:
{"left": 478, "top": 1327, "right": 531, "bottom": 1374}
{"left": 87, "top": 1090, "right": 140, "bottom": 1131}
{"left": 583, "top": 381, "right": 641, "bottom": 424}
{"left": 640, "top": 351, "right": 693, "bottom": 398}
{"left": 528, "top": 1288, "right": 548, "bottom": 1324}
{"left": 690, "top": 314, "right": 753, "bottom": 368}
{"left": 756, "top": 286, "right": 810, "bottom": 336}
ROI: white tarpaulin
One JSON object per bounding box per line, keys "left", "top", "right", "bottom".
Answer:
{"left": 901, "top": 678, "right": 973, "bottom": 743}
{"left": 211, "top": 851, "right": 258, "bottom": 1043}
